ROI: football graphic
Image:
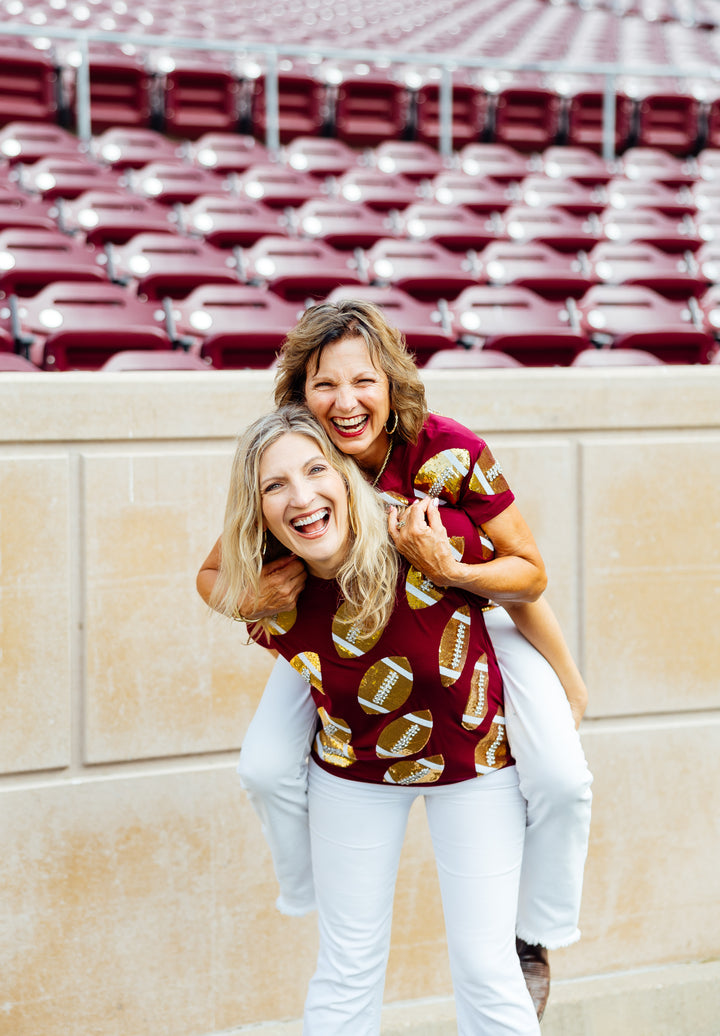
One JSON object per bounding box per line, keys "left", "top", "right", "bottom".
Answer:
{"left": 438, "top": 605, "right": 471, "bottom": 686}
{"left": 267, "top": 607, "right": 297, "bottom": 636}
{"left": 289, "top": 651, "right": 323, "bottom": 694}
{"left": 332, "top": 600, "right": 385, "bottom": 658}
{"left": 469, "top": 445, "right": 509, "bottom": 497}
{"left": 414, "top": 448, "right": 471, "bottom": 504}
{"left": 358, "top": 656, "right": 413, "bottom": 715}
{"left": 405, "top": 566, "right": 445, "bottom": 610}
{"left": 474, "top": 709, "right": 509, "bottom": 774}
{"left": 462, "top": 653, "right": 489, "bottom": 730}
{"left": 315, "top": 706, "right": 356, "bottom": 766}
{"left": 377, "top": 489, "right": 411, "bottom": 508}
{"left": 375, "top": 709, "right": 433, "bottom": 758}
{"left": 383, "top": 755, "right": 445, "bottom": 784}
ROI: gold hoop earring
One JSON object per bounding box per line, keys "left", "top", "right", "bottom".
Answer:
{"left": 385, "top": 410, "right": 398, "bottom": 435}
{"left": 261, "top": 529, "right": 268, "bottom": 556}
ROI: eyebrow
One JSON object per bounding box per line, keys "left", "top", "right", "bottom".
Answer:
{"left": 260, "top": 453, "right": 328, "bottom": 488}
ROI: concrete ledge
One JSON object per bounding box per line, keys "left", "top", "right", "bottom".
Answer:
{"left": 218, "top": 960, "right": 720, "bottom": 1035}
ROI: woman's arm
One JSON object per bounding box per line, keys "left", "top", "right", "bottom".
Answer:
{"left": 503, "top": 598, "right": 588, "bottom": 727}
{"left": 197, "top": 536, "right": 308, "bottom": 619}
{"left": 389, "top": 498, "right": 547, "bottom": 604}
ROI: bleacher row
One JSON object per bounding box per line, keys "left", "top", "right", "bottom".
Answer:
{"left": 2, "top": 123, "right": 720, "bottom": 370}
{"left": 3, "top": 0, "right": 720, "bottom": 370}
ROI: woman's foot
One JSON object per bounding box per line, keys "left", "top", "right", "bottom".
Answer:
{"left": 516, "top": 937, "right": 550, "bottom": 1020}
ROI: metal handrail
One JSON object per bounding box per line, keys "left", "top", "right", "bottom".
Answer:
{"left": 2, "top": 20, "right": 720, "bottom": 159}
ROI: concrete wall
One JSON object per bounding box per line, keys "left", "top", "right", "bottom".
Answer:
{"left": 1, "top": 366, "right": 719, "bottom": 1036}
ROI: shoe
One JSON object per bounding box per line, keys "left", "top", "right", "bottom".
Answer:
{"left": 516, "top": 937, "right": 550, "bottom": 1021}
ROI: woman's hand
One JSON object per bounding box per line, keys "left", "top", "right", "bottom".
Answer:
{"left": 197, "top": 537, "right": 307, "bottom": 619}
{"left": 388, "top": 499, "right": 459, "bottom": 587}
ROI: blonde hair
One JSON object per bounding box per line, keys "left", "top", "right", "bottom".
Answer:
{"left": 211, "top": 405, "right": 400, "bottom": 636}
{"left": 274, "top": 299, "right": 428, "bottom": 444}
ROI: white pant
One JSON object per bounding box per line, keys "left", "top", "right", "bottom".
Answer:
{"left": 238, "top": 613, "right": 593, "bottom": 946}
{"left": 305, "top": 761, "right": 540, "bottom": 1036}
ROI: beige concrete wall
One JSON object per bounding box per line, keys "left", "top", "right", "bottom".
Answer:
{"left": 1, "top": 367, "right": 719, "bottom": 1036}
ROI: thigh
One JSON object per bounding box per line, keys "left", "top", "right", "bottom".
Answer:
{"left": 308, "top": 763, "right": 415, "bottom": 933}
{"left": 238, "top": 654, "right": 318, "bottom": 783}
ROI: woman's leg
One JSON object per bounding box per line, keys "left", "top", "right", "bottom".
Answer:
{"left": 426, "top": 768, "right": 540, "bottom": 1036}
{"left": 484, "top": 607, "right": 593, "bottom": 949}
{"left": 236, "top": 655, "right": 318, "bottom": 915}
{"left": 304, "top": 762, "right": 415, "bottom": 1035}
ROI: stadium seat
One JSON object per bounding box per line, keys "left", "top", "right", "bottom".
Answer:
{"left": 397, "top": 203, "right": 499, "bottom": 252}
{"left": 242, "top": 235, "right": 366, "bottom": 301}
{"left": 428, "top": 173, "right": 512, "bottom": 214}
{"left": 603, "top": 177, "right": 695, "bottom": 217}
{"left": 109, "top": 232, "right": 241, "bottom": 299}
{"left": 479, "top": 240, "right": 595, "bottom": 299}
{"left": 333, "top": 72, "right": 409, "bottom": 147}
{"left": 158, "top": 60, "right": 242, "bottom": 139}
{"left": 599, "top": 207, "right": 700, "bottom": 252}
{"left": 332, "top": 168, "right": 420, "bottom": 211}
{"left": 587, "top": 241, "right": 707, "bottom": 298}
{"left": 179, "top": 195, "right": 285, "bottom": 248}
{"left": 694, "top": 148, "right": 720, "bottom": 182}
{"left": 364, "top": 238, "right": 480, "bottom": 301}
{"left": 130, "top": 161, "right": 225, "bottom": 205}
{"left": 573, "top": 284, "right": 715, "bottom": 362}
{"left": 63, "top": 48, "right": 153, "bottom": 133}
{"left": 324, "top": 284, "right": 455, "bottom": 362}
{"left": 0, "top": 351, "right": 43, "bottom": 372}
{"left": 414, "top": 77, "right": 488, "bottom": 149}
{"left": 448, "top": 284, "right": 587, "bottom": 366}
{"left": 0, "top": 122, "right": 81, "bottom": 164}
{"left": 423, "top": 348, "right": 524, "bottom": 369}
{"left": 58, "top": 190, "right": 176, "bottom": 245}
{"left": 92, "top": 127, "right": 180, "bottom": 169}
{"left": 500, "top": 205, "right": 602, "bottom": 251}
{"left": 634, "top": 80, "right": 702, "bottom": 155}
{"left": 0, "top": 185, "right": 56, "bottom": 232}
{"left": 570, "top": 347, "right": 665, "bottom": 366}
{"left": 292, "top": 199, "right": 396, "bottom": 250}
{"left": 458, "top": 143, "right": 532, "bottom": 182}
{"left": 562, "top": 77, "right": 635, "bottom": 153}
{"left": 100, "top": 350, "right": 213, "bottom": 370}
{"left": 168, "top": 284, "right": 302, "bottom": 368}
{"left": 186, "top": 133, "right": 269, "bottom": 175}
{"left": 516, "top": 175, "right": 606, "bottom": 215}
{"left": 249, "top": 70, "right": 328, "bottom": 143}
{"left": 372, "top": 141, "right": 445, "bottom": 181}
{"left": 620, "top": 147, "right": 696, "bottom": 186}
{"left": 694, "top": 285, "right": 720, "bottom": 338}
{"left": 491, "top": 80, "right": 562, "bottom": 151}
{"left": 695, "top": 242, "right": 720, "bottom": 283}
{"left": 0, "top": 227, "right": 106, "bottom": 295}
{"left": 13, "top": 280, "right": 171, "bottom": 370}
{"left": 234, "top": 164, "right": 323, "bottom": 208}
{"left": 541, "top": 145, "right": 614, "bottom": 185}
{"left": 283, "top": 136, "right": 359, "bottom": 177}
{"left": 0, "top": 44, "right": 58, "bottom": 125}
{"left": 19, "top": 155, "right": 123, "bottom": 199}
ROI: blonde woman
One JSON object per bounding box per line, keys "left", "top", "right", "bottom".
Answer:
{"left": 211, "top": 404, "right": 540, "bottom": 1035}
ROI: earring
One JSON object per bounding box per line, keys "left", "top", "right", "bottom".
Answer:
{"left": 384, "top": 409, "right": 398, "bottom": 435}
{"left": 261, "top": 529, "right": 268, "bottom": 556}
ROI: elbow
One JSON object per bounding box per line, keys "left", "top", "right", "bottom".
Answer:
{"left": 521, "top": 562, "right": 548, "bottom": 604}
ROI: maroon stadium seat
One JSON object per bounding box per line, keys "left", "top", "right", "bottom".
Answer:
{"left": 458, "top": 143, "right": 532, "bottom": 183}
{"left": 0, "top": 44, "right": 58, "bottom": 125}
{"left": 15, "top": 280, "right": 171, "bottom": 370}
{"left": 414, "top": 77, "right": 488, "bottom": 149}
{"left": 109, "top": 232, "right": 241, "bottom": 299}
{"left": 574, "top": 284, "right": 715, "bottom": 362}
{"left": 249, "top": 70, "right": 328, "bottom": 143}
{"left": 20, "top": 155, "right": 123, "bottom": 199}
{"left": 492, "top": 80, "right": 562, "bottom": 152}
{"left": 428, "top": 173, "right": 512, "bottom": 215}
{"left": 500, "top": 205, "right": 602, "bottom": 252}
{"left": 598, "top": 207, "right": 700, "bottom": 253}
{"left": 130, "top": 161, "right": 225, "bottom": 205}
{"left": 159, "top": 60, "right": 242, "bottom": 139}
{"left": 364, "top": 238, "right": 480, "bottom": 301}
{"left": 293, "top": 199, "right": 397, "bottom": 250}
{"left": 603, "top": 178, "right": 695, "bottom": 218}
{"left": 0, "top": 185, "right": 56, "bottom": 232}
{"left": 619, "top": 147, "right": 696, "bottom": 187}
{"left": 333, "top": 72, "right": 409, "bottom": 147}
{"left": 58, "top": 190, "right": 176, "bottom": 245}
{"left": 571, "top": 347, "right": 666, "bottom": 366}
{"left": 234, "top": 164, "right": 323, "bottom": 209}
{"left": 397, "top": 203, "right": 499, "bottom": 252}
{"left": 587, "top": 241, "right": 706, "bottom": 298}
{"left": 563, "top": 77, "right": 635, "bottom": 154}
{"left": 515, "top": 175, "right": 605, "bottom": 216}
{"left": 178, "top": 195, "right": 285, "bottom": 248}
{"left": 372, "top": 141, "right": 445, "bottom": 182}
{"left": 92, "top": 127, "right": 180, "bottom": 169}
{"left": 634, "top": 80, "right": 702, "bottom": 155}
{"left": 242, "top": 236, "right": 366, "bottom": 301}
{"left": 0, "top": 227, "right": 106, "bottom": 295}
{"left": 186, "top": 133, "right": 269, "bottom": 175}
{"left": 0, "top": 121, "right": 81, "bottom": 164}
{"left": 332, "top": 169, "right": 420, "bottom": 211}
{"left": 100, "top": 350, "right": 212, "bottom": 371}
{"left": 448, "top": 285, "right": 587, "bottom": 366}
{"left": 63, "top": 48, "right": 153, "bottom": 133}
{"left": 424, "top": 348, "right": 524, "bottom": 369}
{"left": 283, "top": 136, "right": 360, "bottom": 177}
{"left": 541, "top": 146, "right": 614, "bottom": 186}
{"left": 479, "top": 240, "right": 595, "bottom": 299}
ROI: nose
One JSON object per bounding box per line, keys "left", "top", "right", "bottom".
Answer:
{"left": 334, "top": 383, "right": 358, "bottom": 412}
{"left": 287, "top": 475, "right": 315, "bottom": 509}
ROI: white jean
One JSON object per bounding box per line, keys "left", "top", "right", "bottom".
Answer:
{"left": 304, "top": 760, "right": 539, "bottom": 1036}
{"left": 237, "top": 613, "right": 593, "bottom": 946}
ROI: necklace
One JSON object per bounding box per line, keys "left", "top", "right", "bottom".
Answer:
{"left": 371, "top": 438, "right": 394, "bottom": 487}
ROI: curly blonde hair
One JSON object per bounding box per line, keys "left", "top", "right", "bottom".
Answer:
{"left": 274, "top": 299, "right": 428, "bottom": 444}
{"left": 211, "top": 405, "right": 400, "bottom": 637}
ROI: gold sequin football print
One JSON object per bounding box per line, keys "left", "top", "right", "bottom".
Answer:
{"left": 383, "top": 755, "right": 445, "bottom": 784}
{"left": 414, "top": 449, "right": 471, "bottom": 503}
{"left": 375, "top": 710, "right": 433, "bottom": 758}
{"left": 289, "top": 652, "right": 323, "bottom": 694}
{"left": 474, "top": 710, "right": 509, "bottom": 774}
{"left": 469, "top": 445, "right": 509, "bottom": 496}
{"left": 332, "top": 601, "right": 385, "bottom": 658}
{"left": 358, "top": 656, "right": 413, "bottom": 715}
{"left": 438, "top": 605, "right": 471, "bottom": 686}
{"left": 462, "top": 653, "right": 490, "bottom": 730}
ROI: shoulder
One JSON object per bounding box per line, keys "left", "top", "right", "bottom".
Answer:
{"left": 418, "top": 412, "right": 487, "bottom": 453}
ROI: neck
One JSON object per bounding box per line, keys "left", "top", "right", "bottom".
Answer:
{"left": 357, "top": 431, "right": 392, "bottom": 482}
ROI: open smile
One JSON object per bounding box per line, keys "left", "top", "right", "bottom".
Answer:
{"left": 290, "top": 507, "right": 331, "bottom": 537}
{"left": 330, "top": 415, "right": 369, "bottom": 438}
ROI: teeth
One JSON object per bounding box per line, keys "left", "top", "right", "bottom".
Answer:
{"left": 292, "top": 508, "right": 329, "bottom": 529}
{"left": 333, "top": 415, "right": 367, "bottom": 430}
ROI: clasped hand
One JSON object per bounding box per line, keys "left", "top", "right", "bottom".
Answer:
{"left": 388, "top": 498, "right": 459, "bottom": 589}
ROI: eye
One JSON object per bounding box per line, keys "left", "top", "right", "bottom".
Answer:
{"left": 309, "top": 463, "right": 328, "bottom": 475}
{"left": 261, "top": 480, "right": 282, "bottom": 493}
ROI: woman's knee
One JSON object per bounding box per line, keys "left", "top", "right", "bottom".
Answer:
{"left": 520, "top": 755, "right": 593, "bottom": 815}
{"left": 237, "top": 739, "right": 306, "bottom": 795}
